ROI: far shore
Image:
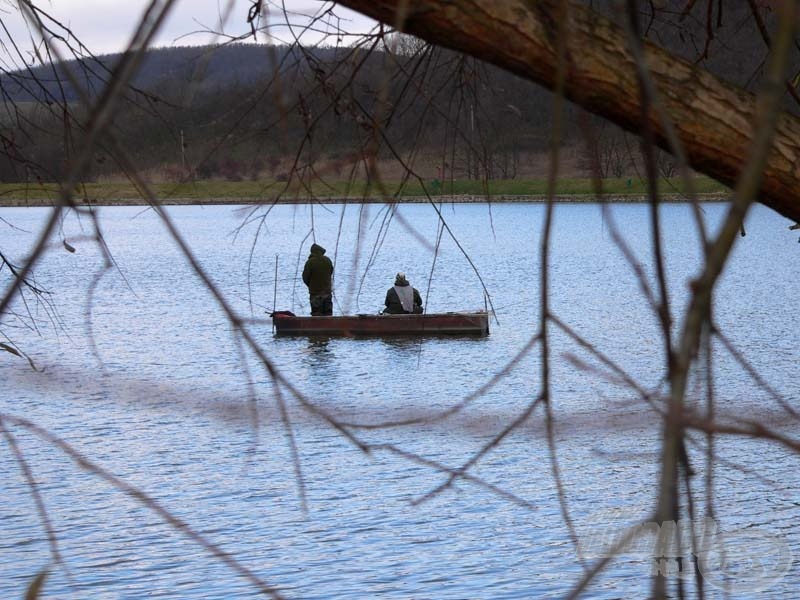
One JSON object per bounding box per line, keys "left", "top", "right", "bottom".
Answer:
{"left": 0, "top": 177, "right": 731, "bottom": 207}
{"left": 0, "top": 192, "right": 731, "bottom": 208}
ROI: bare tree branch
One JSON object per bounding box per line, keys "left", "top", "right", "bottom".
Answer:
{"left": 334, "top": 0, "right": 800, "bottom": 222}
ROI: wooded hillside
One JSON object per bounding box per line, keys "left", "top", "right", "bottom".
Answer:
{"left": 0, "top": 1, "right": 791, "bottom": 187}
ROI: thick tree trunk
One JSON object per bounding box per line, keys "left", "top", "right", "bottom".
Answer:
{"left": 337, "top": 0, "right": 800, "bottom": 223}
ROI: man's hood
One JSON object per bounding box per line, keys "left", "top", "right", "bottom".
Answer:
{"left": 309, "top": 243, "right": 326, "bottom": 255}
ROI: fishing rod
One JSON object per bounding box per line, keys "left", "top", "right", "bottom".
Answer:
{"left": 272, "top": 254, "right": 278, "bottom": 333}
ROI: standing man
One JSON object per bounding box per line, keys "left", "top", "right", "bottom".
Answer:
{"left": 302, "top": 243, "right": 334, "bottom": 316}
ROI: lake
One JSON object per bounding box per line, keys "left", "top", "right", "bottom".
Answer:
{"left": 1, "top": 201, "right": 798, "bottom": 598}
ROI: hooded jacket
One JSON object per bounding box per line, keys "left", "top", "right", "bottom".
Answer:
{"left": 302, "top": 243, "right": 334, "bottom": 295}
{"left": 384, "top": 280, "right": 423, "bottom": 314}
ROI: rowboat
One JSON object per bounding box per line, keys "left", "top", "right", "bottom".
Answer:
{"left": 271, "top": 310, "right": 490, "bottom": 336}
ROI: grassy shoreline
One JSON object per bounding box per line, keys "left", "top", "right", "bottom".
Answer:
{"left": 0, "top": 177, "right": 730, "bottom": 207}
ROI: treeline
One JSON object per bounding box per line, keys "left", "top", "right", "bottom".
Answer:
{"left": 0, "top": 42, "right": 563, "bottom": 183}
{"left": 0, "top": 1, "right": 790, "bottom": 184}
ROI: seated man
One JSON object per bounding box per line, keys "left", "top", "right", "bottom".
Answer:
{"left": 384, "top": 272, "right": 423, "bottom": 314}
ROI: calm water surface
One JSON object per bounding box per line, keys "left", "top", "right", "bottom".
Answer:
{"left": 1, "top": 202, "right": 799, "bottom": 598}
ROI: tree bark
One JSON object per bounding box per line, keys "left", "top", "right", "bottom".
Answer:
{"left": 336, "top": 0, "right": 800, "bottom": 223}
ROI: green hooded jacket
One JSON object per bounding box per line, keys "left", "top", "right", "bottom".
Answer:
{"left": 302, "top": 243, "right": 334, "bottom": 295}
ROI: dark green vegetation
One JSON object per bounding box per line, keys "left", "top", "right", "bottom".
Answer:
{"left": 0, "top": 176, "right": 728, "bottom": 206}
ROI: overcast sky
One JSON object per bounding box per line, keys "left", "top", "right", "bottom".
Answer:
{"left": 1, "top": 1, "right": 376, "bottom": 62}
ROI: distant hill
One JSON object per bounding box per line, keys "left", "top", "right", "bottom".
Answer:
{"left": 1, "top": 44, "right": 326, "bottom": 102}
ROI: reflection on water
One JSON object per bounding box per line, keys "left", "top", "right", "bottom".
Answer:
{"left": 305, "top": 336, "right": 333, "bottom": 355}
{"left": 1, "top": 202, "right": 799, "bottom": 598}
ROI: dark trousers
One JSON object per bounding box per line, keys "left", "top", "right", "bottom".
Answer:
{"left": 310, "top": 293, "right": 333, "bottom": 316}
